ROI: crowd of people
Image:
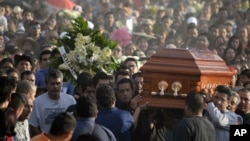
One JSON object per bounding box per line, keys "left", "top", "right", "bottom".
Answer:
{"left": 1, "top": 0, "right": 250, "bottom": 141}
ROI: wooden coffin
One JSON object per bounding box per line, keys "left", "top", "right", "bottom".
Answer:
{"left": 140, "top": 48, "right": 233, "bottom": 109}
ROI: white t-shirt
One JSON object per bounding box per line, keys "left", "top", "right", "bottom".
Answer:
{"left": 15, "top": 119, "right": 30, "bottom": 141}
{"left": 29, "top": 92, "right": 76, "bottom": 132}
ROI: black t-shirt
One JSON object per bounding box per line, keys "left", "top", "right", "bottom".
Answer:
{"left": 173, "top": 116, "right": 215, "bottom": 141}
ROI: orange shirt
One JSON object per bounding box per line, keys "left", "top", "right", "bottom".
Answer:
{"left": 31, "top": 133, "right": 50, "bottom": 141}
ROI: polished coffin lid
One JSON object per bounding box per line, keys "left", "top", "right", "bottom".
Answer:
{"left": 140, "top": 48, "right": 233, "bottom": 109}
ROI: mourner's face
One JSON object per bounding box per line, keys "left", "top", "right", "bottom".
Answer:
{"left": 117, "top": 82, "right": 133, "bottom": 103}
{"left": 196, "top": 36, "right": 209, "bottom": 49}
{"left": 96, "top": 79, "right": 110, "bottom": 89}
{"left": 135, "top": 76, "right": 144, "bottom": 94}
{"left": 16, "top": 60, "right": 32, "bottom": 74}
{"left": 19, "top": 97, "right": 33, "bottom": 121}
{"left": 46, "top": 78, "right": 63, "bottom": 100}
{"left": 40, "top": 54, "right": 51, "bottom": 69}
{"left": 238, "top": 91, "right": 250, "bottom": 114}
{"left": 228, "top": 96, "right": 239, "bottom": 112}
{"left": 125, "top": 61, "right": 138, "bottom": 76}
{"left": 22, "top": 74, "right": 35, "bottom": 84}
{"left": 213, "top": 92, "right": 229, "bottom": 112}
{"left": 105, "top": 14, "right": 115, "bottom": 25}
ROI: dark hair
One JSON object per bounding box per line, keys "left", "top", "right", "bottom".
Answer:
{"left": 39, "top": 50, "right": 52, "bottom": 61}
{"left": 0, "top": 107, "right": 17, "bottom": 136}
{"left": 6, "top": 68, "right": 20, "bottom": 79}
{"left": 198, "top": 32, "right": 210, "bottom": 41}
{"left": 76, "top": 95, "right": 98, "bottom": 117}
{"left": 77, "top": 134, "right": 100, "bottom": 141}
{"left": 51, "top": 48, "right": 60, "bottom": 57}
{"left": 209, "top": 24, "right": 219, "bottom": 31}
{"left": 187, "top": 23, "right": 197, "bottom": 31}
{"left": 218, "top": 7, "right": 227, "bottom": 13}
{"left": 77, "top": 72, "right": 92, "bottom": 87}
{"left": 227, "top": 35, "right": 240, "bottom": 48}
{"left": 95, "top": 85, "right": 115, "bottom": 109}
{"left": 117, "top": 63, "right": 129, "bottom": 72}
{"left": 104, "top": 11, "right": 114, "bottom": 18}
{"left": 240, "top": 69, "right": 250, "bottom": 78}
{"left": 14, "top": 54, "right": 33, "bottom": 67}
{"left": 22, "top": 9, "right": 34, "bottom": 19}
{"left": 115, "top": 70, "right": 130, "bottom": 83}
{"left": 0, "top": 76, "right": 17, "bottom": 104}
{"left": 4, "top": 42, "right": 18, "bottom": 54}
{"left": 28, "top": 20, "right": 40, "bottom": 27}
{"left": 223, "top": 47, "right": 237, "bottom": 65}
{"left": 124, "top": 57, "right": 137, "bottom": 66}
{"left": 93, "top": 72, "right": 110, "bottom": 87}
{"left": 49, "top": 112, "right": 76, "bottom": 136}
{"left": 132, "top": 72, "right": 142, "bottom": 79}
{"left": 0, "top": 58, "right": 14, "bottom": 70}
{"left": 238, "top": 87, "right": 250, "bottom": 94}
{"left": 243, "top": 81, "right": 250, "bottom": 88}
{"left": 80, "top": 80, "right": 94, "bottom": 93}
{"left": 185, "top": 92, "right": 205, "bottom": 114}
{"left": 45, "top": 69, "right": 63, "bottom": 83}
{"left": 215, "top": 85, "right": 232, "bottom": 100}
{"left": 8, "top": 93, "right": 28, "bottom": 111}
{"left": 21, "top": 70, "right": 34, "bottom": 80}
{"left": 117, "top": 78, "right": 134, "bottom": 91}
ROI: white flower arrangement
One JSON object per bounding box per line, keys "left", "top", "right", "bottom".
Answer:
{"left": 49, "top": 17, "right": 120, "bottom": 84}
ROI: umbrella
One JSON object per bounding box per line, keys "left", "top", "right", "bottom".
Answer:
{"left": 46, "top": 0, "right": 76, "bottom": 10}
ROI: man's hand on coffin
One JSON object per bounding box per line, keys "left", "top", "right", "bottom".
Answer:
{"left": 130, "top": 94, "right": 142, "bottom": 110}
{"left": 203, "top": 91, "right": 214, "bottom": 104}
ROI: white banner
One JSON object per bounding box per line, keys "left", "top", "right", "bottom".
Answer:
{"left": 58, "top": 46, "right": 77, "bottom": 80}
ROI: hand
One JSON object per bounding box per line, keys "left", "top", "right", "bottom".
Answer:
{"left": 137, "top": 101, "right": 149, "bottom": 110}
{"left": 203, "top": 92, "right": 213, "bottom": 103}
{"left": 130, "top": 95, "right": 142, "bottom": 110}
{"left": 202, "top": 89, "right": 213, "bottom": 102}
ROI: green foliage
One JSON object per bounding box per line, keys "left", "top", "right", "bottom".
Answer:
{"left": 48, "top": 17, "right": 120, "bottom": 86}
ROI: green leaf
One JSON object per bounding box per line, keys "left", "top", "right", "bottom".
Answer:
{"left": 48, "top": 16, "right": 121, "bottom": 85}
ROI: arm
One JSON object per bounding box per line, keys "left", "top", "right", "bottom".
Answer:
{"left": 207, "top": 102, "right": 229, "bottom": 127}
{"left": 28, "top": 100, "right": 42, "bottom": 138}
{"left": 29, "top": 125, "right": 42, "bottom": 138}
{"left": 133, "top": 101, "right": 148, "bottom": 129}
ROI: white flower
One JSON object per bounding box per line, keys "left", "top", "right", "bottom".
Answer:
{"left": 91, "top": 46, "right": 101, "bottom": 54}
{"left": 58, "top": 63, "right": 69, "bottom": 70}
{"left": 89, "top": 54, "right": 99, "bottom": 63}
{"left": 102, "top": 47, "right": 112, "bottom": 56}
{"left": 75, "top": 33, "right": 91, "bottom": 46}
{"left": 83, "top": 36, "right": 91, "bottom": 44}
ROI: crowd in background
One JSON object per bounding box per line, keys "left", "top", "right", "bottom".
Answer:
{"left": 1, "top": 0, "right": 250, "bottom": 141}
